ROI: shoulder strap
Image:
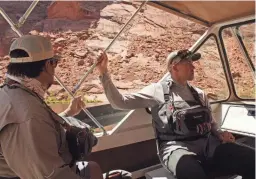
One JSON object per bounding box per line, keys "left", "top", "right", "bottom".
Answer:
{"left": 5, "top": 82, "right": 71, "bottom": 129}
{"left": 160, "top": 80, "right": 172, "bottom": 102}
{"left": 188, "top": 84, "right": 203, "bottom": 106}
{"left": 145, "top": 80, "right": 173, "bottom": 114}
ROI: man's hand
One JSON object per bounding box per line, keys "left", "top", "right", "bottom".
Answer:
{"left": 63, "top": 96, "right": 86, "bottom": 117}
{"left": 96, "top": 51, "right": 108, "bottom": 75}
{"left": 218, "top": 131, "right": 235, "bottom": 143}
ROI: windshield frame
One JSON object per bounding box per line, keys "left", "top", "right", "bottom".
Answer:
{"left": 191, "top": 33, "right": 231, "bottom": 104}
{"left": 219, "top": 19, "right": 255, "bottom": 101}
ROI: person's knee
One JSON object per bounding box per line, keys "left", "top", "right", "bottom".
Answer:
{"left": 175, "top": 155, "right": 207, "bottom": 179}
{"left": 88, "top": 161, "right": 103, "bottom": 179}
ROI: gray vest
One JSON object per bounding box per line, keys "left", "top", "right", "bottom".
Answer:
{"left": 151, "top": 80, "right": 211, "bottom": 141}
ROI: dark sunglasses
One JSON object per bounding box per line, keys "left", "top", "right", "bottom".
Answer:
{"left": 48, "top": 58, "right": 59, "bottom": 67}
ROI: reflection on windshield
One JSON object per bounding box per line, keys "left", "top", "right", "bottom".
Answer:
{"left": 238, "top": 23, "right": 255, "bottom": 68}
{"left": 222, "top": 23, "right": 255, "bottom": 99}
{"left": 191, "top": 36, "right": 229, "bottom": 101}
{"left": 50, "top": 103, "right": 129, "bottom": 133}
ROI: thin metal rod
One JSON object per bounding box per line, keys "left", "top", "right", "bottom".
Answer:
{"left": 0, "top": 7, "right": 23, "bottom": 37}
{"left": 72, "top": 0, "right": 148, "bottom": 94}
{"left": 54, "top": 76, "right": 108, "bottom": 135}
{"left": 17, "top": 0, "right": 39, "bottom": 28}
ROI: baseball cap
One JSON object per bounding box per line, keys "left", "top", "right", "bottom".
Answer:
{"left": 167, "top": 49, "right": 201, "bottom": 67}
{"left": 9, "top": 35, "right": 58, "bottom": 63}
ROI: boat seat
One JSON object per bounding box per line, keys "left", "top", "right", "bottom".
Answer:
{"left": 145, "top": 167, "right": 176, "bottom": 179}
{"left": 145, "top": 167, "right": 241, "bottom": 179}
{"left": 144, "top": 168, "right": 238, "bottom": 179}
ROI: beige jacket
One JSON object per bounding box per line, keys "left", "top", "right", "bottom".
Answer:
{"left": 0, "top": 85, "right": 81, "bottom": 179}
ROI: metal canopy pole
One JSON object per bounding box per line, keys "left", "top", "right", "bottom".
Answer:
{"left": 17, "top": 0, "right": 40, "bottom": 28}
{"left": 71, "top": 0, "right": 148, "bottom": 94}
{"left": 0, "top": 1, "right": 107, "bottom": 135}
{"left": 54, "top": 76, "right": 108, "bottom": 135}
{"left": 0, "top": 7, "right": 23, "bottom": 37}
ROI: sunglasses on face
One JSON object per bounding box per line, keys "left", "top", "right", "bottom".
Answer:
{"left": 48, "top": 58, "right": 59, "bottom": 67}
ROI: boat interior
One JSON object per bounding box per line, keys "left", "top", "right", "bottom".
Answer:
{"left": 0, "top": 1, "right": 255, "bottom": 179}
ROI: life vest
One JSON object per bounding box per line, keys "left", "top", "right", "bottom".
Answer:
{"left": 150, "top": 80, "right": 212, "bottom": 141}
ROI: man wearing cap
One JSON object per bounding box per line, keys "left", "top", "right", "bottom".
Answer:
{"left": 97, "top": 50, "right": 255, "bottom": 179}
{"left": 0, "top": 35, "right": 103, "bottom": 179}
